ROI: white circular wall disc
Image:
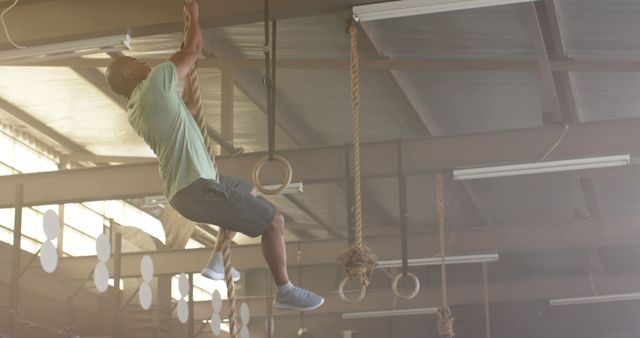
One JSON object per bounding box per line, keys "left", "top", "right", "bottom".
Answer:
{"left": 240, "top": 302, "right": 250, "bottom": 324}
{"left": 94, "top": 262, "right": 110, "bottom": 293}
{"left": 210, "top": 313, "right": 222, "bottom": 336}
{"left": 140, "top": 255, "right": 154, "bottom": 282}
{"left": 240, "top": 325, "right": 249, "bottom": 338}
{"left": 139, "top": 282, "right": 152, "bottom": 310}
{"left": 178, "top": 273, "right": 189, "bottom": 298}
{"left": 211, "top": 290, "right": 222, "bottom": 313}
{"left": 177, "top": 298, "right": 189, "bottom": 324}
{"left": 39, "top": 240, "right": 58, "bottom": 273}
{"left": 96, "top": 233, "right": 111, "bottom": 263}
{"left": 42, "top": 210, "right": 59, "bottom": 241}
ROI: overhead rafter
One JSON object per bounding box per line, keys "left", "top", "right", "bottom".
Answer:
{"left": 188, "top": 271, "right": 640, "bottom": 320}
{"left": 1, "top": 0, "right": 386, "bottom": 47}
{"left": 48, "top": 213, "right": 640, "bottom": 280}
{"left": 0, "top": 96, "right": 89, "bottom": 154}
{"left": 523, "top": 1, "right": 564, "bottom": 125}
{"left": 358, "top": 21, "right": 489, "bottom": 225}
{"left": 543, "top": 0, "right": 580, "bottom": 124}
{"left": 73, "top": 68, "right": 128, "bottom": 110}
{"left": 2, "top": 117, "right": 639, "bottom": 208}
{"left": 201, "top": 33, "right": 399, "bottom": 230}
{"left": 15, "top": 57, "right": 640, "bottom": 72}
{"left": 359, "top": 22, "right": 436, "bottom": 135}
{"left": 283, "top": 194, "right": 341, "bottom": 238}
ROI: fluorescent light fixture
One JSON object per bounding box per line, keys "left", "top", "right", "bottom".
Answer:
{"left": 353, "top": 0, "right": 533, "bottom": 22}
{"left": 550, "top": 292, "right": 640, "bottom": 306}
{"left": 256, "top": 181, "right": 303, "bottom": 195}
{"left": 0, "top": 34, "right": 131, "bottom": 65}
{"left": 342, "top": 307, "right": 438, "bottom": 319}
{"left": 377, "top": 253, "right": 498, "bottom": 269}
{"left": 453, "top": 154, "right": 630, "bottom": 181}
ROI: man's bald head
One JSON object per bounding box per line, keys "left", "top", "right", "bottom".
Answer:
{"left": 105, "top": 56, "right": 152, "bottom": 98}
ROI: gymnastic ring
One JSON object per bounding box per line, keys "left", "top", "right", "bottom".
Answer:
{"left": 391, "top": 272, "right": 420, "bottom": 300}
{"left": 252, "top": 155, "right": 293, "bottom": 195}
{"left": 338, "top": 276, "right": 367, "bottom": 303}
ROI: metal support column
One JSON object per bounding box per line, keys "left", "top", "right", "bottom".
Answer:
{"left": 188, "top": 273, "right": 194, "bottom": 338}
{"left": 397, "top": 141, "right": 409, "bottom": 277}
{"left": 112, "top": 233, "right": 122, "bottom": 338}
{"left": 8, "top": 183, "right": 23, "bottom": 338}
{"left": 221, "top": 67, "right": 235, "bottom": 156}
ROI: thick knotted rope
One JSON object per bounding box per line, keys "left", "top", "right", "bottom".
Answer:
{"left": 436, "top": 174, "right": 454, "bottom": 337}
{"left": 337, "top": 22, "right": 377, "bottom": 290}
{"left": 183, "top": 7, "right": 239, "bottom": 338}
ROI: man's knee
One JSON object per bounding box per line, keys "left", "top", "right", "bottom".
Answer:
{"left": 269, "top": 210, "right": 285, "bottom": 234}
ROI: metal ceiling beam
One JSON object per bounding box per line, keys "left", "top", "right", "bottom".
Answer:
{"left": 458, "top": 181, "right": 490, "bottom": 226}
{"left": 357, "top": 22, "right": 489, "bottom": 227}
{"left": 9, "top": 57, "right": 535, "bottom": 70}
{"left": 189, "top": 271, "right": 640, "bottom": 320}
{"left": 2, "top": 117, "right": 640, "bottom": 207}
{"left": 543, "top": 0, "right": 580, "bottom": 124}
{"left": 16, "top": 57, "right": 640, "bottom": 72}
{"left": 72, "top": 68, "right": 128, "bottom": 110}
{"left": 0, "top": 96, "right": 89, "bottom": 154}
{"left": 51, "top": 213, "right": 640, "bottom": 280}
{"left": 0, "top": 0, "right": 385, "bottom": 47}
{"left": 283, "top": 194, "right": 341, "bottom": 238}
{"left": 201, "top": 34, "right": 399, "bottom": 232}
{"left": 523, "top": 2, "right": 564, "bottom": 125}
{"left": 359, "top": 22, "right": 435, "bottom": 135}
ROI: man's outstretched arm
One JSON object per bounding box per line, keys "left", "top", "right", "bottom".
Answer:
{"left": 170, "top": 1, "right": 203, "bottom": 79}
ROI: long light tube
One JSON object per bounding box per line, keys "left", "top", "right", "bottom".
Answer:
{"left": 377, "top": 253, "right": 498, "bottom": 269}
{"left": 550, "top": 292, "right": 640, "bottom": 306}
{"left": 353, "top": 0, "right": 533, "bottom": 22}
{"left": 0, "top": 34, "right": 132, "bottom": 65}
{"left": 453, "top": 154, "right": 631, "bottom": 181}
{"left": 342, "top": 307, "right": 439, "bottom": 319}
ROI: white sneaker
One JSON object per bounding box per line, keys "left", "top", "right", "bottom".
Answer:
{"left": 273, "top": 286, "right": 324, "bottom": 311}
{"left": 201, "top": 266, "right": 241, "bottom": 282}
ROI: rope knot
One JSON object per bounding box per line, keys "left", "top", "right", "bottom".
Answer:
{"left": 337, "top": 243, "right": 377, "bottom": 287}
{"left": 436, "top": 306, "right": 455, "bottom": 338}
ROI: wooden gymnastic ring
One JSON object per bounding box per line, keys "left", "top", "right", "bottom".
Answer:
{"left": 252, "top": 155, "right": 293, "bottom": 195}
{"left": 391, "top": 272, "right": 420, "bottom": 300}
{"left": 338, "top": 276, "right": 367, "bottom": 303}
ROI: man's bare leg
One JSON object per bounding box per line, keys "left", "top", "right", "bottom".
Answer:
{"left": 262, "top": 209, "right": 324, "bottom": 311}
{"left": 261, "top": 211, "right": 289, "bottom": 285}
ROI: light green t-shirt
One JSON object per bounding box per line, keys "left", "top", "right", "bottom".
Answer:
{"left": 127, "top": 61, "right": 216, "bottom": 200}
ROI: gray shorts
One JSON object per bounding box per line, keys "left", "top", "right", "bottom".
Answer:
{"left": 169, "top": 175, "right": 276, "bottom": 237}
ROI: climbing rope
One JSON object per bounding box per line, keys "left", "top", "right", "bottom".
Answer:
{"left": 436, "top": 174, "right": 454, "bottom": 337}
{"left": 182, "top": 4, "right": 239, "bottom": 337}
{"left": 337, "top": 22, "right": 377, "bottom": 302}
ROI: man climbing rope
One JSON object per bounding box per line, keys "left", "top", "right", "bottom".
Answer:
{"left": 104, "top": 1, "right": 323, "bottom": 312}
